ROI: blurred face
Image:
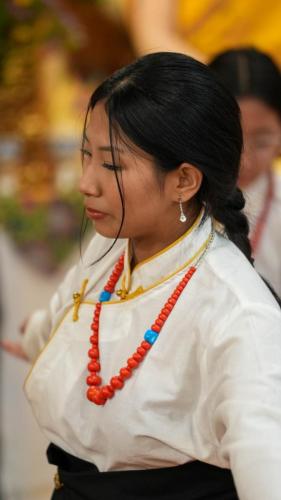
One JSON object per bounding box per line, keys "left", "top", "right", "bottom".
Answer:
{"left": 239, "top": 97, "right": 281, "bottom": 187}
{"left": 79, "top": 102, "right": 180, "bottom": 241}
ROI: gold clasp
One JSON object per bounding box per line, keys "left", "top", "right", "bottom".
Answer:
{"left": 54, "top": 471, "right": 64, "bottom": 490}
{"left": 72, "top": 279, "right": 89, "bottom": 321}
{"left": 116, "top": 286, "right": 143, "bottom": 301}
{"left": 116, "top": 288, "right": 128, "bottom": 300}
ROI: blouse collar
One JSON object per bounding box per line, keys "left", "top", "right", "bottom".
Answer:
{"left": 115, "top": 209, "right": 212, "bottom": 300}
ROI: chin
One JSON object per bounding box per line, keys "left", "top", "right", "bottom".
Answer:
{"left": 94, "top": 222, "right": 122, "bottom": 240}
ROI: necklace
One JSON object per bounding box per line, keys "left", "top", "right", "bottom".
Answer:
{"left": 250, "top": 171, "right": 274, "bottom": 255}
{"left": 86, "top": 229, "right": 214, "bottom": 406}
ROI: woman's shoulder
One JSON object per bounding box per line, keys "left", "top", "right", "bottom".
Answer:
{"left": 204, "top": 232, "right": 280, "bottom": 312}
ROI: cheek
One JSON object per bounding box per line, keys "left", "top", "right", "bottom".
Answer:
{"left": 239, "top": 150, "right": 273, "bottom": 186}
{"left": 122, "top": 183, "right": 164, "bottom": 231}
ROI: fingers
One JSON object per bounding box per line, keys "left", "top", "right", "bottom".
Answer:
{"left": 0, "top": 340, "right": 28, "bottom": 361}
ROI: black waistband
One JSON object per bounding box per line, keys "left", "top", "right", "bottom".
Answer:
{"left": 47, "top": 443, "right": 238, "bottom": 500}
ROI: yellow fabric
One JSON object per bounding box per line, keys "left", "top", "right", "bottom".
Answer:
{"left": 177, "top": 0, "right": 281, "bottom": 64}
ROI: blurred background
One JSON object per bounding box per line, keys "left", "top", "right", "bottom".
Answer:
{"left": 0, "top": 1, "right": 280, "bottom": 498}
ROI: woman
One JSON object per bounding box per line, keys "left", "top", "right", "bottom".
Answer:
{"left": 209, "top": 47, "right": 281, "bottom": 296}
{"left": 125, "top": 0, "right": 281, "bottom": 65}
{"left": 3, "top": 52, "right": 281, "bottom": 499}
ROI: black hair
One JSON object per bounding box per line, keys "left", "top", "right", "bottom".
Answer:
{"left": 209, "top": 47, "right": 281, "bottom": 118}
{"left": 83, "top": 51, "right": 252, "bottom": 263}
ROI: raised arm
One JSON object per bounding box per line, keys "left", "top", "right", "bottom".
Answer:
{"left": 127, "top": 0, "right": 206, "bottom": 61}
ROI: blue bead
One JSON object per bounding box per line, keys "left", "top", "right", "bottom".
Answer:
{"left": 144, "top": 329, "right": 159, "bottom": 345}
{"left": 99, "top": 290, "right": 111, "bottom": 302}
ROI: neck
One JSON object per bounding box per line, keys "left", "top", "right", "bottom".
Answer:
{"left": 130, "top": 208, "right": 201, "bottom": 269}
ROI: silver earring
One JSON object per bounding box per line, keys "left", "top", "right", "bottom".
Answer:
{"left": 179, "top": 197, "right": 187, "bottom": 223}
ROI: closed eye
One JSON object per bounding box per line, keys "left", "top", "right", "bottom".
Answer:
{"left": 80, "top": 148, "right": 92, "bottom": 157}
{"left": 102, "top": 162, "right": 122, "bottom": 171}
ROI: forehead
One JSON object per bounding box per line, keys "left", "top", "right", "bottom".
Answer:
{"left": 238, "top": 97, "right": 281, "bottom": 133}
{"left": 86, "top": 102, "right": 110, "bottom": 142}
{"left": 86, "top": 101, "right": 154, "bottom": 162}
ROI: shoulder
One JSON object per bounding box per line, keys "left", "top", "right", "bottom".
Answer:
{"left": 202, "top": 232, "right": 280, "bottom": 312}
{"left": 195, "top": 234, "right": 281, "bottom": 360}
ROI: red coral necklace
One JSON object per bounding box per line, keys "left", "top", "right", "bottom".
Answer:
{"left": 86, "top": 229, "right": 214, "bottom": 406}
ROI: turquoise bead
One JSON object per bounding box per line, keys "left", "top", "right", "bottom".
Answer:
{"left": 99, "top": 290, "right": 111, "bottom": 302}
{"left": 144, "top": 329, "right": 159, "bottom": 345}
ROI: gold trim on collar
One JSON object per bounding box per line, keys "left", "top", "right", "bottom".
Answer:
{"left": 86, "top": 227, "right": 213, "bottom": 305}
{"left": 118, "top": 208, "right": 204, "bottom": 299}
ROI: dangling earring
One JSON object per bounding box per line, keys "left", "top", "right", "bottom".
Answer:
{"left": 179, "top": 196, "right": 187, "bottom": 223}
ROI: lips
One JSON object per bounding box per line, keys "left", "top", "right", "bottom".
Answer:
{"left": 85, "top": 207, "right": 107, "bottom": 220}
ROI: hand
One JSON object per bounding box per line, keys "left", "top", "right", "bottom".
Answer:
{"left": 0, "top": 340, "right": 28, "bottom": 361}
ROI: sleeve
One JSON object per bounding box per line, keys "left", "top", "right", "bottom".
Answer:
{"left": 21, "top": 264, "right": 78, "bottom": 362}
{"left": 204, "top": 304, "right": 281, "bottom": 500}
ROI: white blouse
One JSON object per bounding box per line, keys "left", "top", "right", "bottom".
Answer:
{"left": 244, "top": 169, "right": 281, "bottom": 297}
{"left": 22, "top": 214, "right": 281, "bottom": 500}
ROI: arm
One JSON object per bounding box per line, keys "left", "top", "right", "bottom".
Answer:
{"left": 20, "top": 263, "right": 78, "bottom": 361}
{"left": 127, "top": 0, "right": 206, "bottom": 61}
{"left": 0, "top": 265, "right": 78, "bottom": 362}
{"left": 205, "top": 304, "right": 281, "bottom": 500}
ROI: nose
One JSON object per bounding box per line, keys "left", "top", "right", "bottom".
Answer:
{"left": 79, "top": 163, "right": 101, "bottom": 198}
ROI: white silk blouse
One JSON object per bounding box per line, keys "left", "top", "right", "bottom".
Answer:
{"left": 22, "top": 213, "right": 281, "bottom": 500}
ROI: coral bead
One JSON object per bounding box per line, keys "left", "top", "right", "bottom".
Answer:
{"left": 137, "top": 347, "right": 146, "bottom": 356}
{"left": 164, "top": 303, "right": 173, "bottom": 311}
{"left": 151, "top": 324, "right": 161, "bottom": 333}
{"left": 133, "top": 352, "right": 142, "bottom": 362}
{"left": 87, "top": 387, "right": 98, "bottom": 401}
{"left": 88, "top": 347, "right": 99, "bottom": 359}
{"left": 161, "top": 307, "right": 171, "bottom": 316}
{"left": 87, "top": 388, "right": 106, "bottom": 405}
{"left": 87, "top": 374, "right": 102, "bottom": 386}
{"left": 155, "top": 318, "right": 164, "bottom": 327}
{"left": 88, "top": 349, "right": 100, "bottom": 361}
{"left": 119, "top": 367, "right": 132, "bottom": 379}
{"left": 168, "top": 298, "right": 177, "bottom": 305}
{"left": 101, "top": 385, "right": 114, "bottom": 399}
{"left": 108, "top": 279, "right": 116, "bottom": 287}
{"left": 88, "top": 360, "right": 100, "bottom": 373}
{"left": 90, "top": 334, "right": 98, "bottom": 345}
{"left": 141, "top": 341, "right": 152, "bottom": 350}
{"left": 127, "top": 357, "right": 139, "bottom": 368}
{"left": 87, "top": 358, "right": 100, "bottom": 371}
{"left": 159, "top": 313, "right": 168, "bottom": 322}
{"left": 91, "top": 323, "right": 99, "bottom": 332}
{"left": 110, "top": 376, "right": 124, "bottom": 389}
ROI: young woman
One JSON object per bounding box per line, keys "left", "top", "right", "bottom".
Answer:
{"left": 3, "top": 52, "right": 281, "bottom": 500}
{"left": 209, "top": 47, "right": 281, "bottom": 297}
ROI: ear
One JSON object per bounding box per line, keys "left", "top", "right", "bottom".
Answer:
{"left": 169, "top": 163, "right": 203, "bottom": 202}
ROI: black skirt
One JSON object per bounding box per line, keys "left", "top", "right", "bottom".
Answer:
{"left": 47, "top": 443, "right": 239, "bottom": 500}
